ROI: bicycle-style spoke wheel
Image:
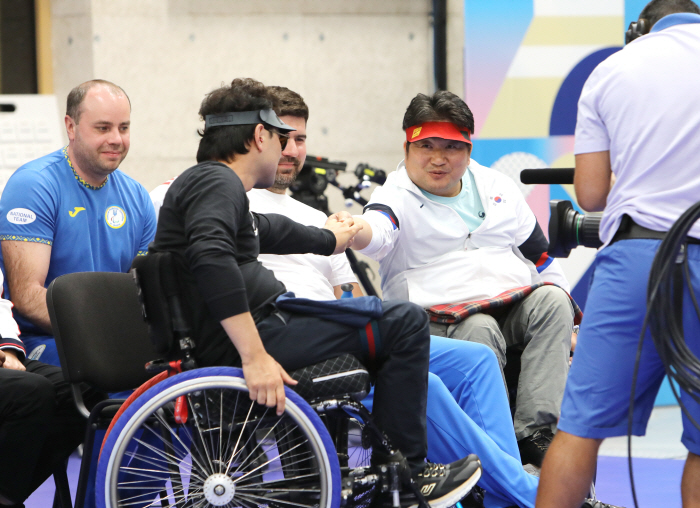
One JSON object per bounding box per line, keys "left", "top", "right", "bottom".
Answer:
{"left": 346, "top": 419, "right": 371, "bottom": 470}
{"left": 96, "top": 367, "right": 340, "bottom": 508}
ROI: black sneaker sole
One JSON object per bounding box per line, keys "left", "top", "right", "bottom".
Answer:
{"left": 406, "top": 461, "right": 483, "bottom": 508}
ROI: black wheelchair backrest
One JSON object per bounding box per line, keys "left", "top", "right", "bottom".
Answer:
{"left": 131, "top": 251, "right": 190, "bottom": 359}
{"left": 47, "top": 271, "right": 158, "bottom": 392}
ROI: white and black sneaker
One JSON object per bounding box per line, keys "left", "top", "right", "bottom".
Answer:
{"left": 408, "top": 454, "right": 482, "bottom": 508}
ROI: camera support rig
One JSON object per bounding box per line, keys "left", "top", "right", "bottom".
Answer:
{"left": 289, "top": 155, "right": 387, "bottom": 296}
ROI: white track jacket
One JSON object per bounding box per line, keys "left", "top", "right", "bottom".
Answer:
{"left": 358, "top": 160, "right": 569, "bottom": 308}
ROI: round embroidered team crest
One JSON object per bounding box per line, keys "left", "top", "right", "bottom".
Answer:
{"left": 105, "top": 206, "right": 126, "bottom": 229}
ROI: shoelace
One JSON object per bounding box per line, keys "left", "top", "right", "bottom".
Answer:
{"left": 418, "top": 462, "right": 447, "bottom": 478}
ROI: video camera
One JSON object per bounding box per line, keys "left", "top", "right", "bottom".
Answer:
{"left": 520, "top": 167, "right": 603, "bottom": 257}
{"left": 289, "top": 156, "right": 347, "bottom": 213}
{"left": 288, "top": 155, "right": 388, "bottom": 297}
{"left": 290, "top": 155, "right": 387, "bottom": 214}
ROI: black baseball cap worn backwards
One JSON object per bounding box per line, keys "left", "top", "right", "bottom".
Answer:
{"left": 204, "top": 109, "right": 296, "bottom": 133}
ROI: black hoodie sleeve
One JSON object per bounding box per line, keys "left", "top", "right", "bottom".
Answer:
{"left": 255, "top": 212, "right": 336, "bottom": 255}
{"left": 176, "top": 166, "right": 252, "bottom": 321}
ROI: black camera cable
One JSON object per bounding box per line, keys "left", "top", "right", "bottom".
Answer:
{"left": 627, "top": 200, "right": 700, "bottom": 508}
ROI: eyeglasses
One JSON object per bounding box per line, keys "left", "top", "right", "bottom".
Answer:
{"left": 268, "top": 127, "right": 289, "bottom": 150}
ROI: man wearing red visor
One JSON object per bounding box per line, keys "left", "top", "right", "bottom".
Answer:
{"left": 350, "top": 91, "right": 576, "bottom": 471}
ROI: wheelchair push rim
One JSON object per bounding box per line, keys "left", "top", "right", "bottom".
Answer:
{"left": 100, "top": 371, "right": 339, "bottom": 508}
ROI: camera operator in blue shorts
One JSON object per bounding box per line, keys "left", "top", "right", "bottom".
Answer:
{"left": 536, "top": 1, "right": 700, "bottom": 507}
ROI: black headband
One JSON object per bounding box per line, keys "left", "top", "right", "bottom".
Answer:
{"left": 204, "top": 109, "right": 295, "bottom": 133}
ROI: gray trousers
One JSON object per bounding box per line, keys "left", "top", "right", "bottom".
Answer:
{"left": 429, "top": 285, "right": 574, "bottom": 441}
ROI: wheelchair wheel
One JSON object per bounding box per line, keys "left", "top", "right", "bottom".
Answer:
{"left": 347, "top": 419, "right": 371, "bottom": 469}
{"left": 96, "top": 367, "right": 340, "bottom": 508}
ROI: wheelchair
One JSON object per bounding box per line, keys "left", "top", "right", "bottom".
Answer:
{"left": 95, "top": 361, "right": 380, "bottom": 508}
{"left": 89, "top": 253, "right": 480, "bottom": 508}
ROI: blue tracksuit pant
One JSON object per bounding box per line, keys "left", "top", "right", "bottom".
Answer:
{"left": 363, "top": 336, "right": 538, "bottom": 508}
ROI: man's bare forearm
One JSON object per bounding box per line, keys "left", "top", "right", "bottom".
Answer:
{"left": 1, "top": 241, "right": 53, "bottom": 333}
{"left": 220, "top": 311, "right": 297, "bottom": 415}
{"left": 574, "top": 151, "right": 612, "bottom": 212}
{"left": 220, "top": 312, "right": 267, "bottom": 362}
{"left": 12, "top": 284, "right": 51, "bottom": 333}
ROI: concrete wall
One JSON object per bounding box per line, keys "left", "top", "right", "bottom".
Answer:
{"left": 49, "top": 0, "right": 470, "bottom": 198}
{"left": 48, "top": 0, "right": 465, "bottom": 295}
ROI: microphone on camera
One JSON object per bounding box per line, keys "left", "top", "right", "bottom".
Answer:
{"left": 520, "top": 168, "right": 575, "bottom": 185}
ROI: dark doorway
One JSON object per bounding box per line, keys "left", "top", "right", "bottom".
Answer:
{"left": 0, "top": 0, "right": 38, "bottom": 94}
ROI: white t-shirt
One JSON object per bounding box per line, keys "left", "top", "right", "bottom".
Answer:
{"left": 150, "top": 176, "right": 177, "bottom": 221}
{"left": 575, "top": 15, "right": 700, "bottom": 245}
{"left": 247, "top": 189, "right": 357, "bottom": 300}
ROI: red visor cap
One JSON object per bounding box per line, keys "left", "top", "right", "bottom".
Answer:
{"left": 406, "top": 121, "right": 472, "bottom": 145}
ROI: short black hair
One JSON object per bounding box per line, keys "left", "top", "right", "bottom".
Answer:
{"left": 268, "top": 86, "right": 309, "bottom": 122}
{"left": 640, "top": 0, "right": 700, "bottom": 28}
{"left": 66, "top": 79, "right": 130, "bottom": 123}
{"left": 402, "top": 91, "right": 474, "bottom": 152}
{"left": 402, "top": 91, "right": 474, "bottom": 133}
{"left": 196, "top": 78, "right": 277, "bottom": 163}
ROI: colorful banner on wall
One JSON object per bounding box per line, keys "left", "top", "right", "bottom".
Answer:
{"left": 463, "top": 0, "right": 678, "bottom": 405}
{"left": 464, "top": 0, "right": 647, "bottom": 288}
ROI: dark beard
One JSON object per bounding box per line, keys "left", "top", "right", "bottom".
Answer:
{"left": 271, "top": 159, "right": 300, "bottom": 191}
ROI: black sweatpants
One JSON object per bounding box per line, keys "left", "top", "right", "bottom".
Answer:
{"left": 0, "top": 360, "right": 101, "bottom": 505}
{"left": 201, "top": 299, "right": 431, "bottom": 472}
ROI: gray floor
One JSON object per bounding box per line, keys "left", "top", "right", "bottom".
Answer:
{"left": 598, "top": 405, "right": 687, "bottom": 459}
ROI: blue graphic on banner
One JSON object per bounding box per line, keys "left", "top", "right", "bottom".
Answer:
{"left": 550, "top": 47, "right": 622, "bottom": 136}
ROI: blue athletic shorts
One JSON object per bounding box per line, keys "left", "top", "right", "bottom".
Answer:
{"left": 23, "top": 335, "right": 61, "bottom": 367}
{"left": 559, "top": 239, "right": 700, "bottom": 455}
